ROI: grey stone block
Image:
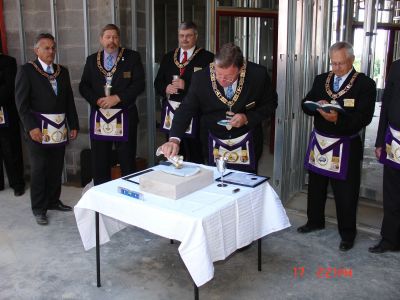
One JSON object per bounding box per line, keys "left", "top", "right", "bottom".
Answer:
{"left": 56, "top": 0, "right": 83, "bottom": 10}
{"left": 21, "top": 0, "right": 50, "bottom": 11}
{"left": 57, "top": 47, "right": 86, "bottom": 65}
{"left": 57, "top": 10, "right": 85, "bottom": 29}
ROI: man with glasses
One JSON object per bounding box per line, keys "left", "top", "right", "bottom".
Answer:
{"left": 154, "top": 21, "right": 214, "bottom": 163}
{"left": 15, "top": 33, "right": 79, "bottom": 225}
{"left": 298, "top": 41, "right": 376, "bottom": 251}
{"left": 159, "top": 42, "right": 277, "bottom": 173}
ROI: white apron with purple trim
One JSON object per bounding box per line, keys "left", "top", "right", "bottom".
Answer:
{"left": 0, "top": 107, "right": 8, "bottom": 128}
{"left": 90, "top": 108, "right": 128, "bottom": 142}
{"left": 208, "top": 131, "right": 256, "bottom": 171}
{"left": 160, "top": 100, "right": 197, "bottom": 137}
{"left": 304, "top": 130, "right": 353, "bottom": 180}
{"left": 379, "top": 124, "right": 400, "bottom": 170}
{"left": 35, "top": 113, "right": 67, "bottom": 146}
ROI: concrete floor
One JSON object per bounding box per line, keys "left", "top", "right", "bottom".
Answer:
{"left": 0, "top": 184, "right": 399, "bottom": 300}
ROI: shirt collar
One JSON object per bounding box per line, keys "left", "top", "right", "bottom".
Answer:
{"left": 38, "top": 57, "right": 53, "bottom": 72}
{"left": 335, "top": 68, "right": 353, "bottom": 83}
{"left": 223, "top": 79, "right": 238, "bottom": 94}
{"left": 180, "top": 46, "right": 196, "bottom": 61}
{"left": 104, "top": 50, "right": 118, "bottom": 60}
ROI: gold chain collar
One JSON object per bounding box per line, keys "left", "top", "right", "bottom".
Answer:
{"left": 173, "top": 47, "right": 203, "bottom": 69}
{"left": 97, "top": 48, "right": 125, "bottom": 77}
{"left": 29, "top": 61, "right": 61, "bottom": 80}
{"left": 325, "top": 71, "right": 359, "bottom": 100}
{"left": 209, "top": 61, "right": 247, "bottom": 108}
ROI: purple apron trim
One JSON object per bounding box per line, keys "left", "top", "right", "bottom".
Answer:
{"left": 208, "top": 131, "right": 256, "bottom": 172}
{"left": 33, "top": 112, "right": 67, "bottom": 147}
{"left": 90, "top": 108, "right": 129, "bottom": 142}
{"left": 0, "top": 107, "right": 9, "bottom": 128}
{"left": 304, "top": 130, "right": 357, "bottom": 180}
{"left": 160, "top": 100, "right": 198, "bottom": 138}
{"left": 379, "top": 124, "right": 400, "bottom": 170}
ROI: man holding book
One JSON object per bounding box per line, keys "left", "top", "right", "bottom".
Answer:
{"left": 298, "top": 41, "right": 376, "bottom": 251}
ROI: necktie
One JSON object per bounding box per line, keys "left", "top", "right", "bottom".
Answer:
{"left": 179, "top": 51, "right": 188, "bottom": 76}
{"left": 333, "top": 76, "right": 342, "bottom": 92}
{"left": 46, "top": 65, "right": 58, "bottom": 95}
{"left": 106, "top": 55, "right": 114, "bottom": 70}
{"left": 226, "top": 85, "right": 234, "bottom": 99}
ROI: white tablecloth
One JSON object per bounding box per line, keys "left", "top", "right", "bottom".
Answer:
{"left": 74, "top": 165, "right": 290, "bottom": 287}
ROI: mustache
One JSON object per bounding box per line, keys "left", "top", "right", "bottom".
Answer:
{"left": 107, "top": 43, "right": 117, "bottom": 48}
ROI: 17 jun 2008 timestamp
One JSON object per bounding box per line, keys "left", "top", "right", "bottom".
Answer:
{"left": 293, "top": 266, "right": 353, "bottom": 279}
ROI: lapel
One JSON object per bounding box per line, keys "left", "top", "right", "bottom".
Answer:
{"left": 112, "top": 48, "right": 124, "bottom": 85}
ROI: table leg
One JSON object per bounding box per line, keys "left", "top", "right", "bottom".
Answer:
{"left": 258, "top": 238, "right": 262, "bottom": 271}
{"left": 96, "top": 211, "right": 101, "bottom": 287}
{"left": 194, "top": 282, "right": 199, "bottom": 300}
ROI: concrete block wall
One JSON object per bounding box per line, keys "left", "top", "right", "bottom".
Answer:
{"left": 3, "top": 0, "right": 148, "bottom": 179}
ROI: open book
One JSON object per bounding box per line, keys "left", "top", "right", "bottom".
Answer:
{"left": 303, "top": 100, "right": 345, "bottom": 113}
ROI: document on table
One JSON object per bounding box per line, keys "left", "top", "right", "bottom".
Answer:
{"left": 216, "top": 172, "right": 269, "bottom": 188}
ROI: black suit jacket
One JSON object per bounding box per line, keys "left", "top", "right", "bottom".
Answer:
{"left": 376, "top": 60, "right": 400, "bottom": 147}
{"left": 154, "top": 47, "right": 214, "bottom": 102}
{"left": 15, "top": 59, "right": 79, "bottom": 133}
{"left": 302, "top": 69, "right": 376, "bottom": 136}
{"left": 0, "top": 54, "right": 19, "bottom": 126}
{"left": 170, "top": 62, "right": 278, "bottom": 147}
{"left": 79, "top": 48, "right": 145, "bottom": 123}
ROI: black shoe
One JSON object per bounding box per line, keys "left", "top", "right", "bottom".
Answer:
{"left": 14, "top": 188, "right": 25, "bottom": 196}
{"left": 34, "top": 214, "right": 48, "bottom": 225}
{"left": 339, "top": 240, "right": 354, "bottom": 251}
{"left": 297, "top": 224, "right": 325, "bottom": 234}
{"left": 48, "top": 201, "right": 72, "bottom": 212}
{"left": 368, "top": 240, "right": 400, "bottom": 254}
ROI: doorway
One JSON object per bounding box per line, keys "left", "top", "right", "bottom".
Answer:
{"left": 352, "top": 2, "right": 400, "bottom": 202}
{"left": 216, "top": 7, "right": 278, "bottom": 177}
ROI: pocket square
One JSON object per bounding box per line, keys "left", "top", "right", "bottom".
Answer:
{"left": 245, "top": 101, "right": 256, "bottom": 110}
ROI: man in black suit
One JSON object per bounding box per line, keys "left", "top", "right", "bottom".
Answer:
{"left": 154, "top": 21, "right": 214, "bottom": 163}
{"left": 298, "top": 41, "right": 376, "bottom": 251}
{"left": 79, "top": 24, "right": 145, "bottom": 186}
{"left": 0, "top": 53, "right": 25, "bottom": 196}
{"left": 369, "top": 60, "right": 400, "bottom": 253}
{"left": 159, "top": 43, "right": 277, "bottom": 173}
{"left": 15, "top": 33, "right": 79, "bottom": 225}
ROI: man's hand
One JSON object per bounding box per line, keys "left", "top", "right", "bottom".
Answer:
{"left": 317, "top": 109, "right": 338, "bottom": 123}
{"left": 166, "top": 84, "right": 178, "bottom": 95}
{"left": 69, "top": 129, "right": 78, "bottom": 140}
{"left": 375, "top": 147, "right": 382, "bottom": 160}
{"left": 96, "top": 95, "right": 121, "bottom": 109}
{"left": 29, "top": 128, "right": 42, "bottom": 143}
{"left": 172, "top": 78, "right": 185, "bottom": 90}
{"left": 229, "top": 113, "right": 248, "bottom": 128}
{"left": 160, "top": 139, "right": 180, "bottom": 158}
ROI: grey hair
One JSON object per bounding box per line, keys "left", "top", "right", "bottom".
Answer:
{"left": 329, "top": 41, "right": 354, "bottom": 59}
{"left": 34, "top": 33, "right": 56, "bottom": 49}
{"left": 214, "top": 43, "right": 244, "bottom": 69}
{"left": 178, "top": 21, "right": 198, "bottom": 36}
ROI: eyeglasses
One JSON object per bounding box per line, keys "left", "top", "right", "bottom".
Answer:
{"left": 178, "top": 33, "right": 195, "bottom": 39}
{"left": 330, "top": 62, "right": 347, "bottom": 67}
{"left": 215, "top": 73, "right": 238, "bottom": 83}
